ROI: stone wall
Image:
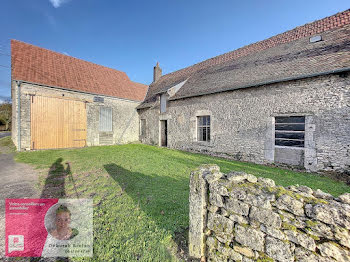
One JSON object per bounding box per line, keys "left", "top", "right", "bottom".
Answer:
{"left": 189, "top": 165, "right": 350, "bottom": 262}
{"left": 138, "top": 73, "right": 350, "bottom": 173}
{"left": 11, "top": 81, "right": 141, "bottom": 150}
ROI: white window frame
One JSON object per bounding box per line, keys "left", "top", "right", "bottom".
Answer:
{"left": 197, "top": 115, "right": 210, "bottom": 142}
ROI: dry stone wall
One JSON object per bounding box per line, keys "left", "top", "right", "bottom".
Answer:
{"left": 189, "top": 165, "right": 350, "bottom": 262}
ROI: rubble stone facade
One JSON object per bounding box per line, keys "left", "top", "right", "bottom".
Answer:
{"left": 189, "top": 164, "right": 350, "bottom": 262}
{"left": 138, "top": 73, "right": 350, "bottom": 173}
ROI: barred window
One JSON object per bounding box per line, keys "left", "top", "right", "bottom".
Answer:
{"left": 197, "top": 116, "right": 210, "bottom": 142}
{"left": 99, "top": 107, "right": 113, "bottom": 132}
{"left": 275, "top": 116, "right": 305, "bottom": 147}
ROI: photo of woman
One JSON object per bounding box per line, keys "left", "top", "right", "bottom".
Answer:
{"left": 49, "top": 205, "right": 79, "bottom": 240}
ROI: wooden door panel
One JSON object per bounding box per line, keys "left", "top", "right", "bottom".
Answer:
{"left": 31, "top": 96, "right": 86, "bottom": 149}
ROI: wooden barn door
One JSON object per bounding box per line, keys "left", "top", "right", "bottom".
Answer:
{"left": 31, "top": 95, "right": 87, "bottom": 150}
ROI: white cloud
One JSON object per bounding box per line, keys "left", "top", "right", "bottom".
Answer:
{"left": 49, "top": 0, "right": 71, "bottom": 8}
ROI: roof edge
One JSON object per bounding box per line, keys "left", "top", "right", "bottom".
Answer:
{"left": 168, "top": 67, "right": 350, "bottom": 102}
{"left": 13, "top": 79, "right": 143, "bottom": 103}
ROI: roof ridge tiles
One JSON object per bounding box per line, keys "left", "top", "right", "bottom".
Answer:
{"left": 10, "top": 39, "right": 134, "bottom": 81}
{"left": 157, "top": 9, "right": 350, "bottom": 83}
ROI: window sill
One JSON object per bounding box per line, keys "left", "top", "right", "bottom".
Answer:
{"left": 275, "top": 145, "right": 304, "bottom": 150}
{"left": 193, "top": 141, "right": 214, "bottom": 147}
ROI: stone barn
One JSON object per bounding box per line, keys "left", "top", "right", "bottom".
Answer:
{"left": 137, "top": 10, "right": 350, "bottom": 173}
{"left": 11, "top": 40, "right": 148, "bottom": 150}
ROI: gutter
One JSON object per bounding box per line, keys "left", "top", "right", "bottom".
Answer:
{"left": 168, "top": 67, "right": 350, "bottom": 101}
{"left": 16, "top": 80, "right": 21, "bottom": 151}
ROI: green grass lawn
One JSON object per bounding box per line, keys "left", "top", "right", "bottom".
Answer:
{"left": 11, "top": 143, "right": 350, "bottom": 261}
{"left": 0, "top": 136, "right": 16, "bottom": 154}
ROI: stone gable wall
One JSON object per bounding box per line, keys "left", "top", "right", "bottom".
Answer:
{"left": 189, "top": 165, "right": 350, "bottom": 262}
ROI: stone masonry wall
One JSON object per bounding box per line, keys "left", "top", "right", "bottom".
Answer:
{"left": 139, "top": 74, "right": 350, "bottom": 173}
{"left": 12, "top": 81, "right": 140, "bottom": 150}
{"left": 189, "top": 165, "right": 350, "bottom": 262}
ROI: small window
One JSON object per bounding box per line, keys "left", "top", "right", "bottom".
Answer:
{"left": 140, "top": 119, "right": 146, "bottom": 136}
{"left": 197, "top": 115, "right": 210, "bottom": 142}
{"left": 99, "top": 107, "right": 112, "bottom": 132}
{"left": 160, "top": 94, "right": 167, "bottom": 113}
{"left": 275, "top": 116, "right": 305, "bottom": 147}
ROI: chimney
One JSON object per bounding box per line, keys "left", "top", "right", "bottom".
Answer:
{"left": 153, "top": 62, "right": 162, "bottom": 82}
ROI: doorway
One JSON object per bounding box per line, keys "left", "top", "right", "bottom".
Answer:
{"left": 160, "top": 120, "right": 168, "bottom": 147}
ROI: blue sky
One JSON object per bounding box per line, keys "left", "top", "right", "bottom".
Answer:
{"left": 0, "top": 0, "right": 349, "bottom": 99}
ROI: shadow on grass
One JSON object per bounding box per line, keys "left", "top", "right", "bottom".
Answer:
{"left": 104, "top": 163, "right": 192, "bottom": 260}
{"left": 40, "top": 158, "right": 70, "bottom": 198}
{"left": 29, "top": 158, "right": 72, "bottom": 262}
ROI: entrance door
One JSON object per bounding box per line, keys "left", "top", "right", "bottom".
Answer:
{"left": 31, "top": 95, "right": 87, "bottom": 149}
{"left": 160, "top": 120, "right": 167, "bottom": 147}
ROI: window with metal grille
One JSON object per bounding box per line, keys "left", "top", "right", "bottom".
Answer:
{"left": 99, "top": 107, "right": 113, "bottom": 132}
{"left": 197, "top": 116, "right": 210, "bottom": 142}
{"left": 140, "top": 119, "right": 146, "bottom": 136}
{"left": 275, "top": 116, "right": 305, "bottom": 147}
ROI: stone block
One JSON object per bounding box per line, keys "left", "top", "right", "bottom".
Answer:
{"left": 260, "top": 224, "right": 287, "bottom": 241}
{"left": 265, "top": 236, "right": 294, "bottom": 262}
{"left": 249, "top": 206, "right": 282, "bottom": 228}
{"left": 207, "top": 213, "right": 234, "bottom": 234}
{"left": 284, "top": 230, "right": 316, "bottom": 251}
{"left": 235, "top": 225, "right": 265, "bottom": 251}
{"left": 276, "top": 194, "right": 304, "bottom": 216}
{"left": 318, "top": 242, "right": 350, "bottom": 262}
{"left": 225, "top": 198, "right": 250, "bottom": 216}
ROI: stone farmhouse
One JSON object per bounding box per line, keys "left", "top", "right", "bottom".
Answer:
{"left": 11, "top": 40, "right": 147, "bottom": 150}
{"left": 137, "top": 10, "right": 350, "bottom": 173}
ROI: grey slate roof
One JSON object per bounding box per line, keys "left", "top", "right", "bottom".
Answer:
{"left": 138, "top": 19, "right": 350, "bottom": 109}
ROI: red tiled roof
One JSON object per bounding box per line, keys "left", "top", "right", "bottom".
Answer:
{"left": 139, "top": 9, "right": 350, "bottom": 108}
{"left": 11, "top": 40, "right": 148, "bottom": 102}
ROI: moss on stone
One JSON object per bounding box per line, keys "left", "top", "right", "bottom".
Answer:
{"left": 265, "top": 186, "right": 276, "bottom": 194}
{"left": 329, "top": 241, "right": 342, "bottom": 248}
{"left": 282, "top": 222, "right": 297, "bottom": 232}
{"left": 273, "top": 186, "right": 304, "bottom": 201}
{"left": 282, "top": 239, "right": 290, "bottom": 244}
{"left": 257, "top": 252, "right": 274, "bottom": 262}
{"left": 300, "top": 195, "right": 328, "bottom": 204}
{"left": 306, "top": 220, "right": 318, "bottom": 228}
{"left": 236, "top": 182, "right": 256, "bottom": 188}
{"left": 308, "top": 233, "right": 320, "bottom": 241}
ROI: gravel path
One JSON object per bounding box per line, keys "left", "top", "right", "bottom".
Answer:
{"left": 0, "top": 147, "right": 40, "bottom": 260}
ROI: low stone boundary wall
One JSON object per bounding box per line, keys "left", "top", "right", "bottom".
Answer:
{"left": 189, "top": 165, "right": 350, "bottom": 262}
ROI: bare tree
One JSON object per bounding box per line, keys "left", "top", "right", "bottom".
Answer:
{"left": 0, "top": 102, "right": 11, "bottom": 131}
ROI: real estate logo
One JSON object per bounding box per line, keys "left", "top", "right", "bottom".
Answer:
{"left": 8, "top": 235, "right": 24, "bottom": 253}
